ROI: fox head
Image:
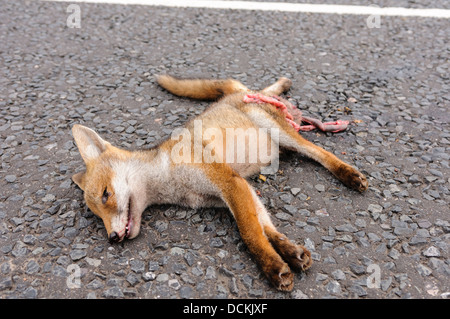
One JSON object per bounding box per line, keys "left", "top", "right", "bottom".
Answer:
{"left": 71, "top": 124, "right": 146, "bottom": 243}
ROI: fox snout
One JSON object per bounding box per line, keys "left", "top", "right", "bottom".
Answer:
{"left": 107, "top": 217, "right": 134, "bottom": 243}
{"left": 105, "top": 195, "right": 139, "bottom": 243}
{"left": 108, "top": 231, "right": 120, "bottom": 243}
{"left": 99, "top": 208, "right": 138, "bottom": 243}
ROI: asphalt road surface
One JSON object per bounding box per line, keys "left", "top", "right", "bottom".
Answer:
{"left": 0, "top": 0, "right": 449, "bottom": 299}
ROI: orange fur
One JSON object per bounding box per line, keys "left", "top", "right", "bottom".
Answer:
{"left": 157, "top": 74, "right": 248, "bottom": 100}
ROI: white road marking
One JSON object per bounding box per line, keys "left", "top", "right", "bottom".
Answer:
{"left": 46, "top": 0, "right": 450, "bottom": 18}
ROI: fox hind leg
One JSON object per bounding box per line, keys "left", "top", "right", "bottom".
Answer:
{"left": 246, "top": 108, "right": 368, "bottom": 192}
{"left": 205, "top": 164, "right": 295, "bottom": 291}
{"left": 261, "top": 77, "right": 292, "bottom": 96}
{"left": 249, "top": 188, "right": 313, "bottom": 272}
{"left": 278, "top": 128, "right": 369, "bottom": 192}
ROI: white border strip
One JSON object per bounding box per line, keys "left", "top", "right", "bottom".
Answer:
{"left": 46, "top": 0, "right": 450, "bottom": 18}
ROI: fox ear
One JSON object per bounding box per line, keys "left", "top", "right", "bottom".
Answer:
{"left": 72, "top": 124, "right": 110, "bottom": 163}
{"left": 72, "top": 171, "right": 86, "bottom": 190}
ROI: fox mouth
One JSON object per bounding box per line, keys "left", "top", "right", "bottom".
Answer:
{"left": 125, "top": 197, "right": 134, "bottom": 239}
{"left": 118, "top": 198, "right": 133, "bottom": 241}
{"left": 125, "top": 210, "right": 132, "bottom": 239}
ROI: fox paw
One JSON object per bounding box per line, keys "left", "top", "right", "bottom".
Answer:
{"left": 265, "top": 261, "right": 294, "bottom": 292}
{"left": 278, "top": 77, "right": 293, "bottom": 93}
{"left": 336, "top": 164, "right": 369, "bottom": 192}
{"left": 282, "top": 244, "right": 313, "bottom": 272}
{"left": 264, "top": 229, "right": 313, "bottom": 274}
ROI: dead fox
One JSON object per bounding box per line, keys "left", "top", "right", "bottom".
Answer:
{"left": 71, "top": 75, "right": 368, "bottom": 291}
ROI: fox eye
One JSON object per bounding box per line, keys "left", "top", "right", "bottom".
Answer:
{"left": 101, "top": 187, "right": 110, "bottom": 204}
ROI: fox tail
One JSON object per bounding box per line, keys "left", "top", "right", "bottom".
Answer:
{"left": 156, "top": 74, "right": 248, "bottom": 100}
